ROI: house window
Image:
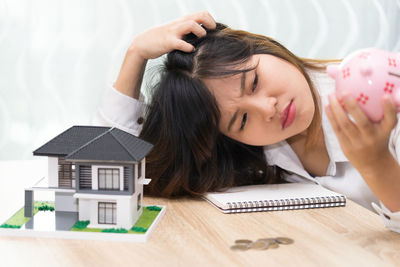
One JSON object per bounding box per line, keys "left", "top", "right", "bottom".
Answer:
{"left": 79, "top": 165, "right": 92, "bottom": 189}
{"left": 98, "top": 168, "right": 120, "bottom": 190}
{"left": 58, "top": 158, "right": 75, "bottom": 188}
{"left": 98, "top": 202, "right": 116, "bottom": 224}
{"left": 137, "top": 193, "right": 141, "bottom": 211}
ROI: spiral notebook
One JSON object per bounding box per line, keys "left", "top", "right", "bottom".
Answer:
{"left": 202, "top": 183, "right": 346, "bottom": 213}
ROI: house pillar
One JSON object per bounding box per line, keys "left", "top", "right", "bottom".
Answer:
{"left": 24, "top": 189, "right": 34, "bottom": 217}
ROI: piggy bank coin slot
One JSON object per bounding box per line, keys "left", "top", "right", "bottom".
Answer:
{"left": 388, "top": 71, "right": 400, "bottom": 78}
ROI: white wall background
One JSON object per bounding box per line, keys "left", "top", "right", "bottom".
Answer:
{"left": 0, "top": 0, "right": 399, "bottom": 160}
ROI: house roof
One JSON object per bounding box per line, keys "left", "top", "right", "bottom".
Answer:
{"left": 33, "top": 126, "right": 153, "bottom": 163}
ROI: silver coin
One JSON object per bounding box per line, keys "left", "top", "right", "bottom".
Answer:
{"left": 235, "top": 239, "right": 253, "bottom": 245}
{"left": 257, "top": 238, "right": 278, "bottom": 244}
{"left": 230, "top": 244, "right": 250, "bottom": 251}
{"left": 275, "top": 237, "right": 294, "bottom": 245}
{"left": 249, "top": 240, "right": 269, "bottom": 250}
{"left": 268, "top": 242, "right": 279, "bottom": 249}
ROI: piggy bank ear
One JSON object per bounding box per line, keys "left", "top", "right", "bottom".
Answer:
{"left": 326, "top": 65, "right": 339, "bottom": 79}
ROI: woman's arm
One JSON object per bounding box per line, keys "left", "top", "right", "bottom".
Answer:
{"left": 357, "top": 151, "right": 400, "bottom": 212}
{"left": 114, "top": 50, "right": 147, "bottom": 99}
{"left": 326, "top": 93, "right": 400, "bottom": 212}
{"left": 114, "top": 11, "right": 216, "bottom": 99}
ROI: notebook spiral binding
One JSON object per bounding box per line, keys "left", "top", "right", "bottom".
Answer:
{"left": 225, "top": 195, "right": 346, "bottom": 213}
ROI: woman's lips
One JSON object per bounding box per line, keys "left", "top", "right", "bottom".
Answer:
{"left": 281, "top": 100, "right": 296, "bottom": 129}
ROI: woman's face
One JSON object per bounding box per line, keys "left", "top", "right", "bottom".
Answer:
{"left": 203, "top": 54, "right": 315, "bottom": 146}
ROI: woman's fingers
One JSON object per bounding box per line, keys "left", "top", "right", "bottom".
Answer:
{"left": 168, "top": 20, "right": 206, "bottom": 52}
{"left": 328, "top": 93, "right": 359, "bottom": 138}
{"left": 132, "top": 11, "right": 216, "bottom": 59}
{"left": 181, "top": 11, "right": 216, "bottom": 30}
{"left": 178, "top": 20, "right": 207, "bottom": 38}
{"left": 173, "top": 39, "right": 195, "bottom": 53}
{"left": 380, "top": 95, "right": 398, "bottom": 134}
{"left": 341, "top": 93, "right": 375, "bottom": 137}
{"left": 167, "top": 11, "right": 216, "bottom": 52}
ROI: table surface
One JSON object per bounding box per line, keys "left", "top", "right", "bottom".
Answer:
{"left": 0, "top": 160, "right": 399, "bottom": 267}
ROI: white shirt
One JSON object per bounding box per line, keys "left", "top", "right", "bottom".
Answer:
{"left": 93, "top": 74, "right": 400, "bottom": 233}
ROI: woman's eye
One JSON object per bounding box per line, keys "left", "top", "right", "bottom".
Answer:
{"left": 252, "top": 73, "right": 258, "bottom": 92}
{"left": 240, "top": 113, "right": 247, "bottom": 130}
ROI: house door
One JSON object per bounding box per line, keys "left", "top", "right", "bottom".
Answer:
{"left": 98, "top": 202, "right": 117, "bottom": 224}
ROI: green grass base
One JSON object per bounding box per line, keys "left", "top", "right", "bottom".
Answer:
{"left": 70, "top": 206, "right": 162, "bottom": 234}
{"left": 1, "top": 203, "right": 161, "bottom": 235}
{"left": 0, "top": 201, "right": 55, "bottom": 228}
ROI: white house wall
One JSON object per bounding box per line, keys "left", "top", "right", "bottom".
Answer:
{"left": 118, "top": 196, "right": 141, "bottom": 228}
{"left": 89, "top": 199, "right": 99, "bottom": 227}
{"left": 47, "top": 157, "right": 58, "bottom": 187}
{"left": 76, "top": 193, "right": 139, "bottom": 229}
{"left": 78, "top": 198, "right": 90, "bottom": 221}
{"left": 133, "top": 160, "right": 144, "bottom": 224}
{"left": 135, "top": 159, "right": 145, "bottom": 180}
{"left": 86, "top": 197, "right": 133, "bottom": 229}
{"left": 140, "top": 158, "right": 145, "bottom": 179}
{"left": 135, "top": 161, "right": 144, "bottom": 197}
{"left": 55, "top": 192, "right": 78, "bottom": 212}
{"left": 134, "top": 163, "right": 138, "bottom": 181}
{"left": 133, "top": 191, "right": 143, "bottom": 224}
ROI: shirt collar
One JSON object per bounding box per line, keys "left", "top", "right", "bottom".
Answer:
{"left": 263, "top": 140, "right": 316, "bottom": 182}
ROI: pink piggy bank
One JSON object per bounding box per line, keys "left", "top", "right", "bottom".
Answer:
{"left": 326, "top": 48, "right": 400, "bottom": 122}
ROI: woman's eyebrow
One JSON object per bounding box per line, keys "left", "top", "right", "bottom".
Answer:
{"left": 227, "top": 72, "right": 246, "bottom": 132}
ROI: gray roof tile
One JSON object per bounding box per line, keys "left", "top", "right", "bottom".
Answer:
{"left": 33, "top": 126, "right": 110, "bottom": 157}
{"left": 33, "top": 126, "right": 153, "bottom": 163}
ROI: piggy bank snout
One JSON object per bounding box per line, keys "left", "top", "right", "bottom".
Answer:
{"left": 360, "top": 66, "right": 373, "bottom": 77}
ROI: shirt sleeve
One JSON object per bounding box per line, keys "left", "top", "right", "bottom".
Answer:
{"left": 371, "top": 116, "right": 400, "bottom": 233}
{"left": 371, "top": 202, "right": 400, "bottom": 233}
{"left": 92, "top": 82, "right": 147, "bottom": 136}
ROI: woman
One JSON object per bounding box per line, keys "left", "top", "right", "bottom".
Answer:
{"left": 94, "top": 11, "right": 400, "bottom": 232}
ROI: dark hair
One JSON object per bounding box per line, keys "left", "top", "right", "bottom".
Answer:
{"left": 140, "top": 23, "right": 326, "bottom": 197}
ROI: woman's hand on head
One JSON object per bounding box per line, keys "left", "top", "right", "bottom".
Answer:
{"left": 325, "top": 93, "right": 398, "bottom": 172}
{"left": 129, "top": 11, "right": 216, "bottom": 60}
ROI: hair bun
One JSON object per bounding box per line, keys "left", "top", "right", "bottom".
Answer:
{"left": 166, "top": 50, "right": 194, "bottom": 72}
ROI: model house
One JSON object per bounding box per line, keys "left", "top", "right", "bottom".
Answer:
{"left": 25, "top": 126, "right": 153, "bottom": 229}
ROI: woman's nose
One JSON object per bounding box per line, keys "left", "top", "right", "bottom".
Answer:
{"left": 253, "top": 96, "right": 277, "bottom": 121}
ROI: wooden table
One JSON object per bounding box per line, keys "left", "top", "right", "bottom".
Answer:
{"left": 0, "top": 160, "right": 399, "bottom": 266}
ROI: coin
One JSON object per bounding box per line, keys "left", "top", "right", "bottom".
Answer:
{"left": 230, "top": 244, "right": 250, "bottom": 251}
{"left": 231, "top": 236, "right": 294, "bottom": 251}
{"left": 235, "top": 239, "right": 253, "bottom": 245}
{"left": 249, "top": 240, "right": 269, "bottom": 250}
{"left": 275, "top": 237, "right": 294, "bottom": 245}
{"left": 255, "top": 238, "right": 284, "bottom": 249}
{"left": 268, "top": 242, "right": 279, "bottom": 249}
{"left": 257, "top": 238, "right": 278, "bottom": 244}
